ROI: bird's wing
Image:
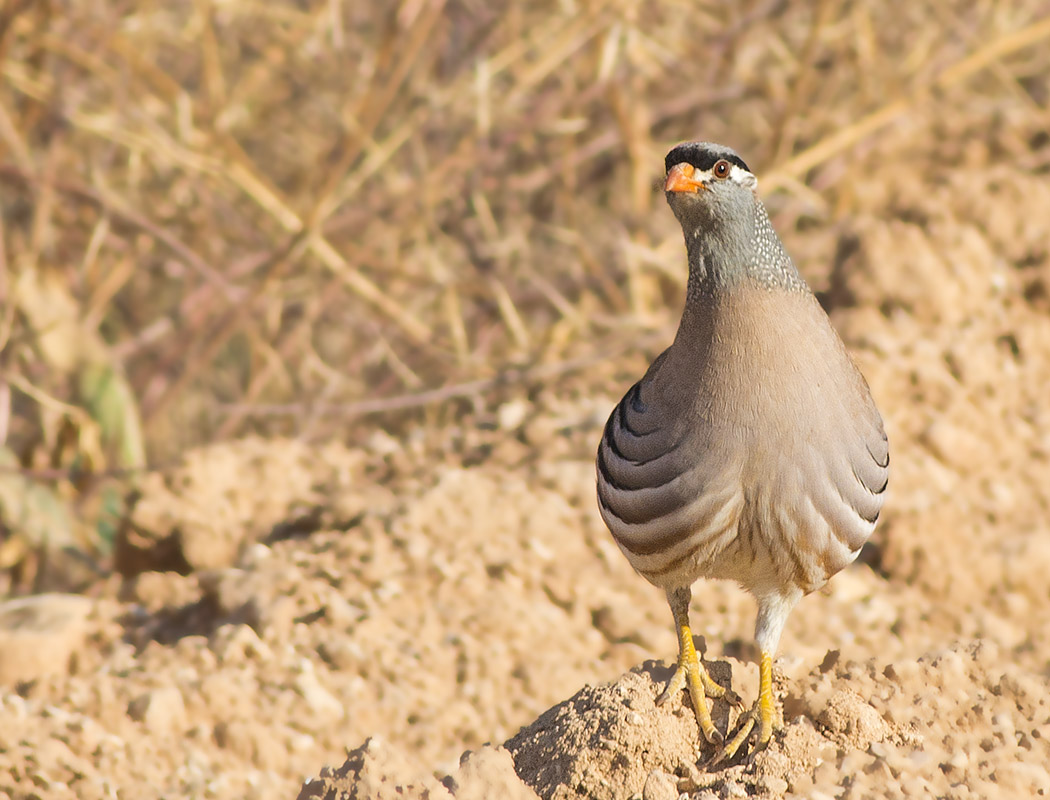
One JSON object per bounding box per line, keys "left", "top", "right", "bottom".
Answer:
{"left": 808, "top": 381, "right": 889, "bottom": 554}
{"left": 596, "top": 351, "right": 743, "bottom": 583}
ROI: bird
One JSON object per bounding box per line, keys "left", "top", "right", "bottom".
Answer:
{"left": 595, "top": 141, "right": 888, "bottom": 762}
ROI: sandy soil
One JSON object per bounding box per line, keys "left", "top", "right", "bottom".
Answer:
{"left": 4, "top": 87, "right": 1050, "bottom": 800}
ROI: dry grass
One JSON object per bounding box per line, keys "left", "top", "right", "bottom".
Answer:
{"left": 1, "top": 0, "right": 1049, "bottom": 586}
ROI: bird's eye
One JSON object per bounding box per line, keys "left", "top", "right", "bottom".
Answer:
{"left": 713, "top": 160, "right": 731, "bottom": 179}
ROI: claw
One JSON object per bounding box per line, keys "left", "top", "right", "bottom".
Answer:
{"left": 708, "top": 651, "right": 777, "bottom": 766}
{"left": 655, "top": 660, "right": 687, "bottom": 706}
{"left": 722, "top": 688, "right": 745, "bottom": 709}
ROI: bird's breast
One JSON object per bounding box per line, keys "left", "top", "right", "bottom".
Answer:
{"left": 598, "top": 283, "right": 886, "bottom": 594}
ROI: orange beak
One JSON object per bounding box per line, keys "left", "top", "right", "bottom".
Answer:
{"left": 664, "top": 162, "right": 706, "bottom": 193}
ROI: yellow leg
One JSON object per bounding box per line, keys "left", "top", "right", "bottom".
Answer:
{"left": 656, "top": 588, "right": 736, "bottom": 744}
{"left": 757, "top": 650, "right": 775, "bottom": 745}
{"left": 710, "top": 651, "right": 776, "bottom": 765}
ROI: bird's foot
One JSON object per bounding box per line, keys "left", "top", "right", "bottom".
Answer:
{"left": 707, "top": 651, "right": 777, "bottom": 767}
{"left": 656, "top": 629, "right": 741, "bottom": 745}
{"left": 706, "top": 699, "right": 775, "bottom": 766}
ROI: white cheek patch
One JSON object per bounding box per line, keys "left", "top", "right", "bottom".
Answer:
{"left": 730, "top": 164, "right": 758, "bottom": 190}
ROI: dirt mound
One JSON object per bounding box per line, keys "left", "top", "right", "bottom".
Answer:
{"left": 304, "top": 641, "right": 1049, "bottom": 799}
{"left": 1, "top": 418, "right": 1048, "bottom": 798}
{"left": 297, "top": 738, "right": 536, "bottom": 800}
{"left": 505, "top": 665, "right": 706, "bottom": 799}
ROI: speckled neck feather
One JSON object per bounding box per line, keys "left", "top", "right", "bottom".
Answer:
{"left": 683, "top": 194, "right": 807, "bottom": 301}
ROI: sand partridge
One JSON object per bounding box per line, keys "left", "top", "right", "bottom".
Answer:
{"left": 596, "top": 142, "right": 889, "bottom": 761}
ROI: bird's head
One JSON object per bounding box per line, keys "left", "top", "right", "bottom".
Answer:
{"left": 661, "top": 141, "right": 800, "bottom": 291}
{"left": 662, "top": 142, "right": 758, "bottom": 230}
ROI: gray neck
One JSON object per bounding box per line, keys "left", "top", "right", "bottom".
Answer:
{"left": 683, "top": 200, "right": 806, "bottom": 302}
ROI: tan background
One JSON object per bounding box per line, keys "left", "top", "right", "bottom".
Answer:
{"left": 1, "top": 1, "right": 1049, "bottom": 798}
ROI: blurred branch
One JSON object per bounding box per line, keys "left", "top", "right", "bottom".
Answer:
{"left": 0, "top": 164, "right": 243, "bottom": 303}
{"left": 217, "top": 332, "right": 668, "bottom": 420}
{"left": 764, "top": 15, "right": 1050, "bottom": 190}
{"left": 3, "top": 371, "right": 92, "bottom": 424}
